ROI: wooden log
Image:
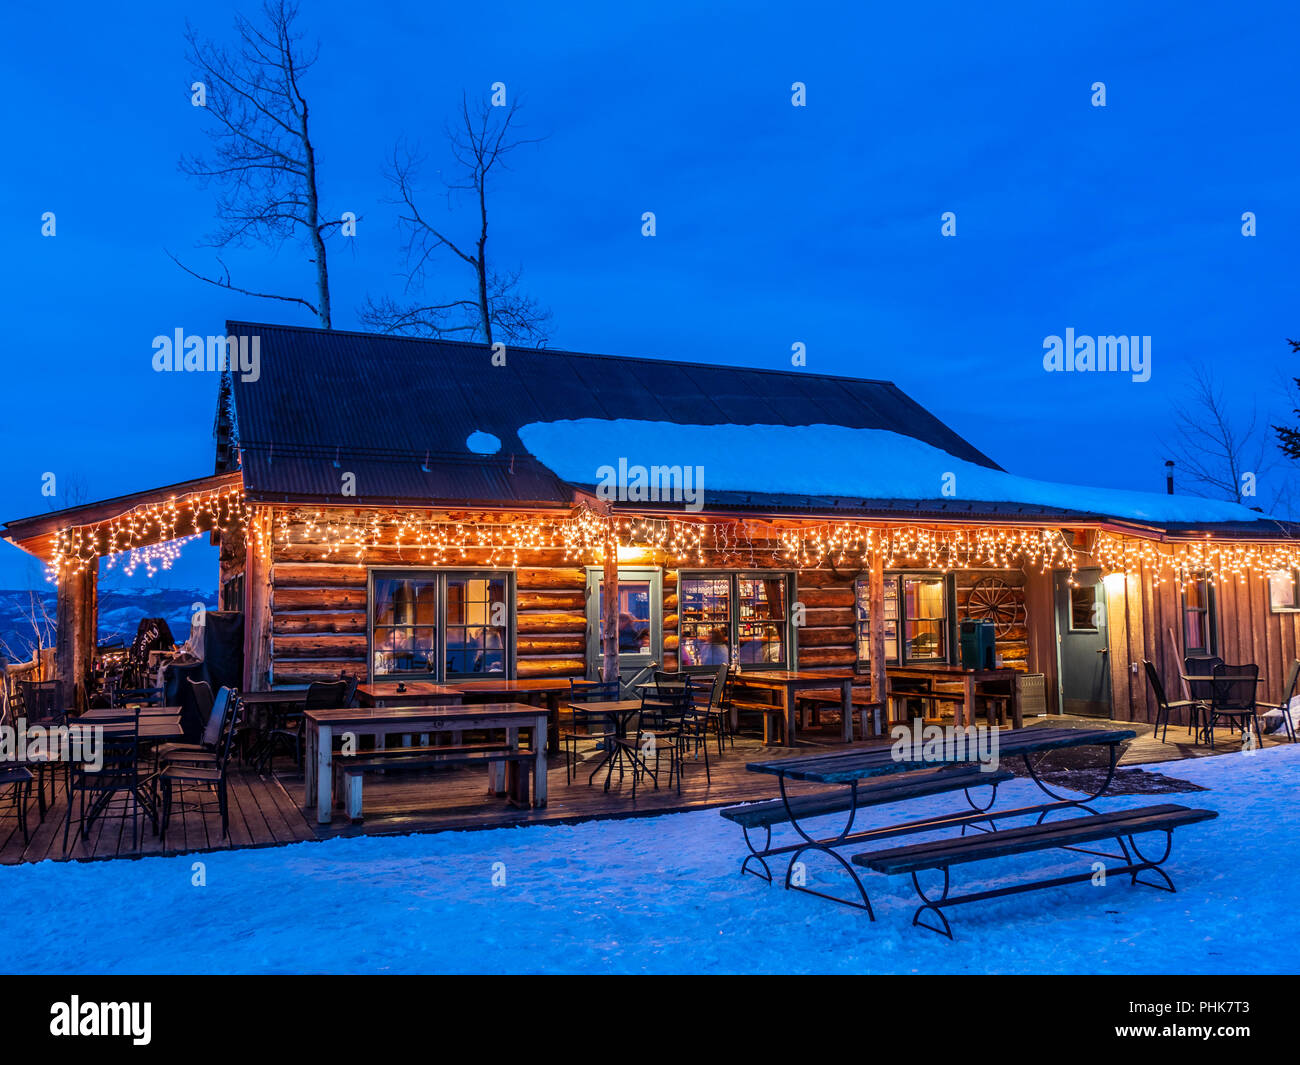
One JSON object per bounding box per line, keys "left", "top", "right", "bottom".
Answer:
{"left": 517, "top": 635, "right": 586, "bottom": 655}
{"left": 800, "top": 646, "right": 858, "bottom": 668}
{"left": 271, "top": 661, "right": 365, "bottom": 686}
{"left": 272, "top": 611, "right": 367, "bottom": 635}
{"left": 271, "top": 562, "right": 367, "bottom": 588}
{"left": 517, "top": 657, "right": 586, "bottom": 678}
{"left": 274, "top": 586, "right": 367, "bottom": 611}
{"left": 515, "top": 611, "right": 587, "bottom": 634}
{"left": 795, "top": 626, "right": 855, "bottom": 648}
{"left": 517, "top": 591, "right": 585, "bottom": 611}
{"left": 804, "top": 607, "right": 855, "bottom": 628}
{"left": 798, "top": 587, "right": 855, "bottom": 608}
{"left": 273, "top": 634, "right": 368, "bottom": 659}
{"left": 516, "top": 568, "right": 587, "bottom": 590}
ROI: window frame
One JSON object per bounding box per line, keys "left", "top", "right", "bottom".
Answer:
{"left": 1180, "top": 570, "right": 1218, "bottom": 657}
{"left": 677, "top": 570, "right": 795, "bottom": 671}
{"left": 855, "top": 570, "right": 957, "bottom": 669}
{"left": 367, "top": 567, "right": 516, "bottom": 682}
{"left": 1268, "top": 568, "right": 1300, "bottom": 614}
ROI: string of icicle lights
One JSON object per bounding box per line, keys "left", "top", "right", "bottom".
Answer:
{"left": 1094, "top": 532, "right": 1300, "bottom": 585}
{"left": 46, "top": 483, "right": 257, "bottom": 582}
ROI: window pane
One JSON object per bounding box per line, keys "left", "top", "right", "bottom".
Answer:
{"left": 599, "top": 581, "right": 653, "bottom": 654}
{"left": 446, "top": 575, "right": 508, "bottom": 675}
{"left": 737, "top": 577, "right": 786, "bottom": 665}
{"left": 1270, "top": 570, "right": 1297, "bottom": 611}
{"left": 1184, "top": 609, "right": 1207, "bottom": 654}
{"left": 856, "top": 577, "right": 899, "bottom": 664}
{"left": 1069, "top": 585, "right": 1098, "bottom": 631}
{"left": 680, "top": 577, "right": 731, "bottom": 667}
{"left": 903, "top": 577, "right": 946, "bottom": 661}
{"left": 373, "top": 575, "right": 439, "bottom": 676}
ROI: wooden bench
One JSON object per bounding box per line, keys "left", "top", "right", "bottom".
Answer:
{"left": 335, "top": 743, "right": 535, "bottom": 823}
{"left": 853, "top": 803, "right": 1219, "bottom": 937}
{"left": 720, "top": 765, "right": 1015, "bottom": 891}
{"left": 792, "top": 688, "right": 885, "bottom": 738}
{"left": 729, "top": 697, "right": 789, "bottom": 744}
{"left": 887, "top": 686, "right": 1018, "bottom": 728}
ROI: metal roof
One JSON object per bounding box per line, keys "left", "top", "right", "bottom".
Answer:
{"left": 226, "top": 321, "right": 1003, "bottom": 507}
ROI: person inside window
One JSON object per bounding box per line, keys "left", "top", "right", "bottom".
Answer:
{"left": 697, "top": 627, "right": 730, "bottom": 666}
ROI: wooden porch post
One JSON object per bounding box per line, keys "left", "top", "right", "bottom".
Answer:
{"left": 244, "top": 508, "right": 273, "bottom": 691}
{"left": 601, "top": 519, "right": 620, "bottom": 684}
{"left": 55, "top": 564, "right": 96, "bottom": 712}
{"left": 869, "top": 538, "right": 887, "bottom": 727}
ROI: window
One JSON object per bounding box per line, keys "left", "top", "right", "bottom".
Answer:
{"left": 1269, "top": 569, "right": 1299, "bottom": 613}
{"left": 856, "top": 573, "right": 953, "bottom": 666}
{"left": 1069, "top": 585, "right": 1099, "bottom": 631}
{"left": 1181, "top": 572, "right": 1217, "bottom": 657}
{"left": 679, "top": 573, "right": 791, "bottom": 669}
{"left": 370, "top": 570, "right": 512, "bottom": 680}
{"left": 600, "top": 581, "right": 653, "bottom": 654}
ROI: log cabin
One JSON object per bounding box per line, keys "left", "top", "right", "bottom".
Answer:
{"left": 5, "top": 320, "right": 1299, "bottom": 730}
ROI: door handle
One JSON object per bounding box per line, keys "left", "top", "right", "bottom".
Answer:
{"left": 1096, "top": 648, "right": 1108, "bottom": 654}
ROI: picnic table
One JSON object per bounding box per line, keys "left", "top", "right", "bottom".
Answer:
{"left": 731, "top": 726, "right": 1137, "bottom": 914}
{"left": 448, "top": 678, "right": 569, "bottom": 755}
{"left": 75, "top": 707, "right": 185, "bottom": 741}
{"left": 729, "top": 670, "right": 856, "bottom": 746}
{"left": 303, "top": 702, "right": 548, "bottom": 824}
{"left": 887, "top": 664, "right": 1020, "bottom": 728}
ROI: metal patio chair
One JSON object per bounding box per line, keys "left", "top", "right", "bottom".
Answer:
{"left": 1143, "top": 660, "right": 1206, "bottom": 744}
{"left": 560, "top": 678, "right": 620, "bottom": 785}
{"left": 1207, "top": 663, "right": 1262, "bottom": 750}
{"left": 1257, "top": 658, "right": 1299, "bottom": 743}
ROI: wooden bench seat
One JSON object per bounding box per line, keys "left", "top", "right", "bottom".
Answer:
{"left": 721, "top": 765, "right": 1013, "bottom": 829}
{"left": 336, "top": 743, "right": 535, "bottom": 822}
{"left": 852, "top": 803, "right": 1219, "bottom": 937}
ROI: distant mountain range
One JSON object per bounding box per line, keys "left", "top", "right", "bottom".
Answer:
{"left": 0, "top": 586, "right": 204, "bottom": 661}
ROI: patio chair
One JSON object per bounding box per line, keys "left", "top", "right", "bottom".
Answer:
{"left": 1207, "top": 663, "right": 1262, "bottom": 750}
{"left": 0, "top": 765, "right": 34, "bottom": 844}
{"left": 155, "top": 686, "right": 234, "bottom": 768}
{"left": 560, "top": 679, "right": 620, "bottom": 785}
{"left": 1183, "top": 655, "right": 1223, "bottom": 705}
{"left": 63, "top": 709, "right": 156, "bottom": 853}
{"left": 156, "top": 696, "right": 242, "bottom": 847}
{"left": 263, "top": 680, "right": 347, "bottom": 770}
{"left": 340, "top": 673, "right": 360, "bottom": 708}
{"left": 17, "top": 679, "right": 66, "bottom": 816}
{"left": 630, "top": 692, "right": 689, "bottom": 797}
{"left": 690, "top": 663, "right": 733, "bottom": 756}
{"left": 1257, "top": 658, "right": 1299, "bottom": 743}
{"left": 1142, "top": 660, "right": 1206, "bottom": 744}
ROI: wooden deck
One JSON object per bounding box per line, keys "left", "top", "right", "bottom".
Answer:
{"left": 0, "top": 711, "right": 1290, "bottom": 865}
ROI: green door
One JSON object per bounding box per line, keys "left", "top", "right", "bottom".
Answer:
{"left": 1054, "top": 568, "right": 1113, "bottom": 718}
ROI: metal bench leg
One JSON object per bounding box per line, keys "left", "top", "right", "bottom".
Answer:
{"left": 778, "top": 777, "right": 875, "bottom": 917}
{"left": 910, "top": 867, "right": 954, "bottom": 939}
{"left": 739, "top": 824, "right": 774, "bottom": 882}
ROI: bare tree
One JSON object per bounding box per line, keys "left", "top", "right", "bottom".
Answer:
{"left": 1165, "top": 364, "right": 1279, "bottom": 510}
{"left": 170, "top": 1, "right": 340, "bottom": 327}
{"left": 361, "top": 93, "right": 551, "bottom": 346}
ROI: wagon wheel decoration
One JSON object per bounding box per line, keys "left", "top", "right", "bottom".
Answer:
{"left": 965, "top": 577, "right": 1021, "bottom": 637}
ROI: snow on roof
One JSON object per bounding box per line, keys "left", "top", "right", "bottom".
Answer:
{"left": 518, "top": 419, "right": 1273, "bottom": 525}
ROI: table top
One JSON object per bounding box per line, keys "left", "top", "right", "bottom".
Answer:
{"left": 240, "top": 690, "right": 309, "bottom": 705}
{"left": 1180, "top": 674, "right": 1264, "bottom": 683}
{"left": 305, "top": 701, "right": 546, "bottom": 726}
{"left": 575, "top": 699, "right": 644, "bottom": 714}
{"left": 71, "top": 716, "right": 184, "bottom": 740}
{"left": 80, "top": 706, "right": 182, "bottom": 721}
{"left": 748, "top": 726, "right": 1137, "bottom": 783}
{"left": 449, "top": 678, "right": 571, "bottom": 692}
{"left": 732, "top": 670, "right": 842, "bottom": 685}
{"left": 357, "top": 682, "right": 462, "bottom": 698}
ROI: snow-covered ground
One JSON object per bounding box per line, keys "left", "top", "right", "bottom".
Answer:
{"left": 1, "top": 745, "right": 1295, "bottom": 974}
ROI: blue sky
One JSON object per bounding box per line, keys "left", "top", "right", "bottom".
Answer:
{"left": 1, "top": 0, "right": 1295, "bottom": 594}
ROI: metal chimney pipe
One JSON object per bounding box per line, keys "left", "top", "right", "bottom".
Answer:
{"left": 1165, "top": 460, "right": 1174, "bottom": 495}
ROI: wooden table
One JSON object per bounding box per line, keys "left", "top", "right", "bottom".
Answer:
{"left": 80, "top": 705, "right": 183, "bottom": 720}
{"left": 303, "top": 702, "right": 548, "bottom": 824}
{"left": 239, "top": 690, "right": 308, "bottom": 707}
{"left": 71, "top": 712, "right": 184, "bottom": 741}
{"left": 887, "top": 664, "right": 1020, "bottom": 728}
{"left": 730, "top": 670, "right": 855, "bottom": 746}
{"left": 448, "top": 678, "right": 570, "bottom": 755}
{"left": 356, "top": 682, "right": 463, "bottom": 708}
